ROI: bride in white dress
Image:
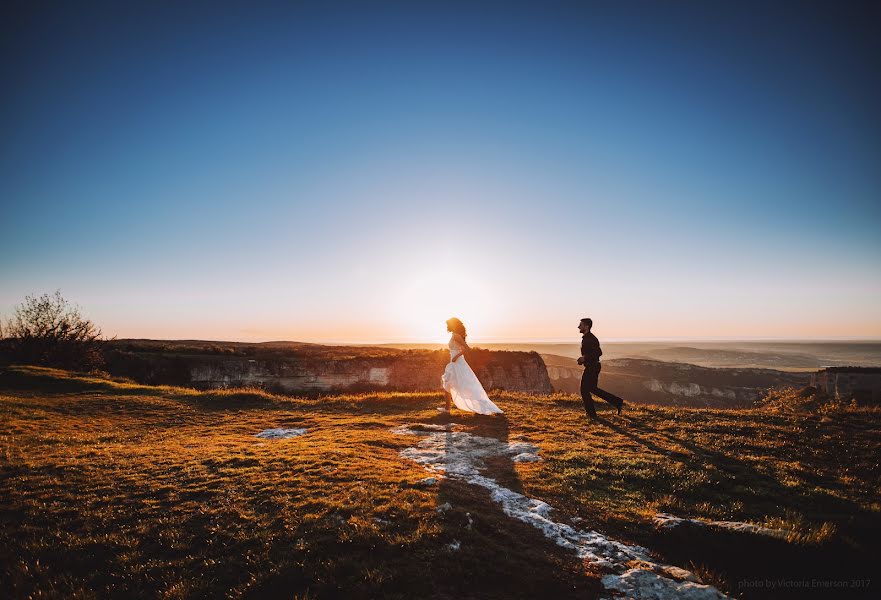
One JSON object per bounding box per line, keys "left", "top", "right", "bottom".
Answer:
{"left": 441, "top": 318, "right": 503, "bottom": 415}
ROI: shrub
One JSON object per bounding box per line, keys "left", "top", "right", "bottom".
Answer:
{"left": 758, "top": 386, "right": 855, "bottom": 413}
{"left": 2, "top": 291, "right": 105, "bottom": 371}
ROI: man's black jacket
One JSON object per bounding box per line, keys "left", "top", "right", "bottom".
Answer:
{"left": 581, "top": 332, "right": 603, "bottom": 365}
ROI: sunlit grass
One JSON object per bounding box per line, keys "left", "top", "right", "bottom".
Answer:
{"left": 2, "top": 366, "right": 879, "bottom": 598}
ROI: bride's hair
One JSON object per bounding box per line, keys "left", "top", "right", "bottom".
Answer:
{"left": 446, "top": 317, "right": 466, "bottom": 340}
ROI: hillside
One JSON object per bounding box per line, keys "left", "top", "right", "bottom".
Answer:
{"left": 103, "top": 340, "right": 552, "bottom": 395}
{"left": 2, "top": 366, "right": 879, "bottom": 598}
{"left": 467, "top": 341, "right": 881, "bottom": 372}
{"left": 543, "top": 354, "right": 810, "bottom": 408}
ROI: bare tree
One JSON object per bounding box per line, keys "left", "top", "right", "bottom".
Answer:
{"left": 4, "top": 291, "right": 105, "bottom": 370}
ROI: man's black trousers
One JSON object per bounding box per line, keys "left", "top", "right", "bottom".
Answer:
{"left": 581, "top": 362, "right": 623, "bottom": 417}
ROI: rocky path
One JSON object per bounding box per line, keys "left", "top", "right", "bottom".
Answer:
{"left": 394, "top": 422, "right": 730, "bottom": 600}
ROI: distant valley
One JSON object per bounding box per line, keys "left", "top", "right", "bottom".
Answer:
{"left": 385, "top": 340, "right": 881, "bottom": 407}
{"left": 433, "top": 340, "right": 881, "bottom": 371}
{"left": 99, "top": 340, "right": 881, "bottom": 408}
{"left": 542, "top": 354, "right": 810, "bottom": 408}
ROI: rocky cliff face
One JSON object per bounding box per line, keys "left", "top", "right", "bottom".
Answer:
{"left": 544, "top": 355, "right": 809, "bottom": 408}
{"left": 105, "top": 343, "right": 552, "bottom": 394}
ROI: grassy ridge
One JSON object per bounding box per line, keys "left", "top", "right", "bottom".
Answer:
{"left": 1, "top": 366, "right": 879, "bottom": 598}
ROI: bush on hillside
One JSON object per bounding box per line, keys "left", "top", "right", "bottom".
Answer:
{"left": 2, "top": 291, "right": 105, "bottom": 371}
{"left": 758, "top": 386, "right": 855, "bottom": 413}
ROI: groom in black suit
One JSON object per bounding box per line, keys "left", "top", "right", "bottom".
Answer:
{"left": 578, "top": 318, "right": 624, "bottom": 419}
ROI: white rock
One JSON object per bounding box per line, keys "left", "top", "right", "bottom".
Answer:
{"left": 394, "top": 424, "right": 730, "bottom": 599}
{"left": 391, "top": 423, "right": 451, "bottom": 435}
{"left": 255, "top": 428, "right": 307, "bottom": 439}
{"left": 658, "top": 565, "right": 701, "bottom": 583}
{"left": 654, "top": 512, "right": 786, "bottom": 538}
{"left": 602, "top": 568, "right": 727, "bottom": 599}
{"left": 512, "top": 452, "right": 542, "bottom": 463}
{"left": 417, "top": 423, "right": 453, "bottom": 431}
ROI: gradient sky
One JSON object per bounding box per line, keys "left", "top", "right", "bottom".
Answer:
{"left": 2, "top": 1, "right": 880, "bottom": 343}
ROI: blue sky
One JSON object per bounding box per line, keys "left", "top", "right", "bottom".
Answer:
{"left": 2, "top": 1, "right": 879, "bottom": 342}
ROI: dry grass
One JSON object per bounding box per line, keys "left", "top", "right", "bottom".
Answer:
{"left": 2, "top": 366, "right": 880, "bottom": 598}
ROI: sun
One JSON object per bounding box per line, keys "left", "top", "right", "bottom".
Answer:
{"left": 391, "top": 268, "right": 496, "bottom": 343}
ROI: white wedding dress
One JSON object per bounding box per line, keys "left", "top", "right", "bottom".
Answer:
{"left": 442, "top": 336, "right": 503, "bottom": 415}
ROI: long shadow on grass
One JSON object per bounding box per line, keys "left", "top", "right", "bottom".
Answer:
{"left": 608, "top": 417, "right": 869, "bottom": 525}
{"left": 245, "top": 408, "right": 596, "bottom": 599}
{"left": 601, "top": 417, "right": 879, "bottom": 598}
{"left": 417, "top": 410, "right": 597, "bottom": 598}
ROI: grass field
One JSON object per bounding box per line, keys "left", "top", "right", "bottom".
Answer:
{"left": 2, "top": 366, "right": 879, "bottom": 598}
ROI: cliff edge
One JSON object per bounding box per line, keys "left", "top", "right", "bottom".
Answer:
{"left": 104, "top": 340, "right": 553, "bottom": 394}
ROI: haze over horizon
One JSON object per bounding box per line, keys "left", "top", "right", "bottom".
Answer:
{"left": 110, "top": 335, "right": 881, "bottom": 346}
{"left": 2, "top": 1, "right": 880, "bottom": 343}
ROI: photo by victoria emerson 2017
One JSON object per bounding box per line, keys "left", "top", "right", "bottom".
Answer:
{"left": 2, "top": 1, "right": 880, "bottom": 598}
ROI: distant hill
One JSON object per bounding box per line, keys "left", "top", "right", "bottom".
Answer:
{"left": 136, "top": 340, "right": 881, "bottom": 372}
{"left": 543, "top": 354, "right": 810, "bottom": 408}
{"left": 383, "top": 341, "right": 881, "bottom": 372}
{"left": 108, "top": 339, "right": 399, "bottom": 359}
{"left": 102, "top": 340, "right": 875, "bottom": 405}
{"left": 103, "top": 339, "right": 552, "bottom": 394}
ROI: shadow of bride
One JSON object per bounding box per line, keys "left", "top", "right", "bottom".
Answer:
{"left": 412, "top": 410, "right": 591, "bottom": 597}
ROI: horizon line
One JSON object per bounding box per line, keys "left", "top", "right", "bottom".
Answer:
{"left": 111, "top": 336, "right": 881, "bottom": 345}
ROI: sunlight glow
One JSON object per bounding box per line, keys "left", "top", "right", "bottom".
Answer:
{"left": 390, "top": 266, "right": 496, "bottom": 343}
